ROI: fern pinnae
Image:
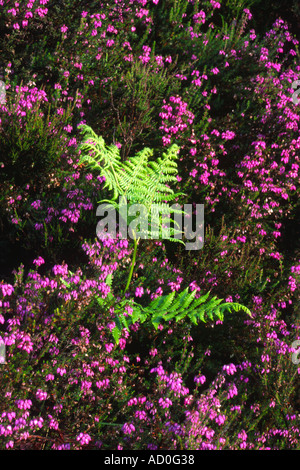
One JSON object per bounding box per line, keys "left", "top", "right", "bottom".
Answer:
{"left": 147, "top": 290, "right": 177, "bottom": 311}
{"left": 218, "top": 302, "right": 252, "bottom": 317}
{"left": 78, "top": 124, "right": 123, "bottom": 199}
{"left": 78, "top": 126, "right": 252, "bottom": 342}
{"left": 192, "top": 290, "right": 211, "bottom": 307}
{"left": 165, "top": 287, "right": 193, "bottom": 313}
{"left": 120, "top": 148, "right": 152, "bottom": 198}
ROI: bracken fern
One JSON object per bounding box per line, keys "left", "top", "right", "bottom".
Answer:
{"left": 94, "top": 276, "right": 252, "bottom": 344}
{"left": 78, "top": 125, "right": 252, "bottom": 338}
{"left": 78, "top": 124, "right": 186, "bottom": 291}
{"left": 78, "top": 123, "right": 185, "bottom": 207}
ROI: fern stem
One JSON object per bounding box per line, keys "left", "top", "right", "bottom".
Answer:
{"left": 124, "top": 232, "right": 139, "bottom": 295}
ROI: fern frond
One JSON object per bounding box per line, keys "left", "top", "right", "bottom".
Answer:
{"left": 119, "top": 147, "right": 153, "bottom": 199}
{"left": 78, "top": 124, "right": 123, "bottom": 200}
{"left": 110, "top": 287, "right": 252, "bottom": 342}
{"left": 79, "top": 125, "right": 186, "bottom": 243}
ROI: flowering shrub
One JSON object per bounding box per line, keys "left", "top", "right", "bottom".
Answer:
{"left": 0, "top": 0, "right": 299, "bottom": 451}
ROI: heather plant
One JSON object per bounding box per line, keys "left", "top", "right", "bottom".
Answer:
{"left": 0, "top": 83, "right": 73, "bottom": 186}
{"left": 0, "top": 0, "right": 299, "bottom": 452}
{"left": 0, "top": 253, "right": 298, "bottom": 449}
{"left": 0, "top": 249, "right": 297, "bottom": 450}
{"left": 0, "top": 83, "right": 100, "bottom": 264}
{"left": 78, "top": 125, "right": 251, "bottom": 340}
{"left": 98, "top": 55, "right": 182, "bottom": 160}
{"left": 162, "top": 14, "right": 300, "bottom": 300}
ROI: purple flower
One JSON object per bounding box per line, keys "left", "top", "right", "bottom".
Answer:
{"left": 238, "top": 430, "right": 248, "bottom": 441}
{"left": 29, "top": 417, "right": 44, "bottom": 429}
{"left": 31, "top": 200, "right": 42, "bottom": 210}
{"left": 215, "top": 414, "right": 226, "bottom": 426}
{"left": 223, "top": 363, "right": 237, "bottom": 375}
{"left": 36, "top": 389, "right": 48, "bottom": 401}
{"left": 45, "top": 374, "right": 55, "bottom": 381}
{"left": 194, "top": 374, "right": 206, "bottom": 385}
{"left": 135, "top": 286, "right": 144, "bottom": 297}
{"left": 122, "top": 422, "right": 135, "bottom": 435}
{"left": 33, "top": 256, "right": 45, "bottom": 267}
{"left": 76, "top": 433, "right": 91, "bottom": 445}
{"left": 158, "top": 397, "right": 172, "bottom": 409}
{"left": 1, "top": 284, "right": 14, "bottom": 297}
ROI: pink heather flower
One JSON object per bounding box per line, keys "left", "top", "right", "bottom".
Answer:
{"left": 122, "top": 422, "right": 135, "bottom": 435}
{"left": 194, "top": 374, "right": 206, "bottom": 385}
{"left": 210, "top": 0, "right": 221, "bottom": 8}
{"left": 52, "top": 264, "right": 68, "bottom": 276}
{"left": 15, "top": 399, "right": 32, "bottom": 410}
{"left": 155, "top": 55, "right": 164, "bottom": 66}
{"left": 227, "top": 384, "right": 238, "bottom": 399}
{"left": 76, "top": 433, "right": 91, "bottom": 445}
{"left": 193, "top": 11, "right": 206, "bottom": 25}
{"left": 49, "top": 416, "right": 59, "bottom": 430}
{"left": 158, "top": 397, "right": 172, "bottom": 409}
{"left": 149, "top": 348, "right": 158, "bottom": 357}
{"left": 215, "top": 414, "right": 226, "bottom": 425}
{"left": 105, "top": 343, "right": 114, "bottom": 353}
{"left": 57, "top": 367, "right": 67, "bottom": 376}
{"left": 135, "top": 286, "right": 144, "bottom": 297}
{"left": 45, "top": 374, "right": 54, "bottom": 381}
{"left": 222, "top": 130, "right": 236, "bottom": 140}
{"left": 8, "top": 8, "right": 17, "bottom": 16}
{"left": 1, "top": 284, "right": 14, "bottom": 297}
{"left": 223, "top": 363, "right": 237, "bottom": 375}
{"left": 288, "top": 276, "right": 297, "bottom": 292}
{"left": 238, "top": 430, "right": 248, "bottom": 441}
{"left": 60, "top": 25, "right": 68, "bottom": 33}
{"left": 96, "top": 379, "right": 110, "bottom": 389}
{"left": 33, "top": 256, "right": 45, "bottom": 267}
{"left": 81, "top": 380, "right": 92, "bottom": 391}
{"left": 36, "top": 389, "right": 48, "bottom": 401}
{"left": 243, "top": 8, "right": 252, "bottom": 19}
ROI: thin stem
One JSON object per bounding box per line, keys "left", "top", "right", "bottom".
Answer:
{"left": 123, "top": 231, "right": 139, "bottom": 295}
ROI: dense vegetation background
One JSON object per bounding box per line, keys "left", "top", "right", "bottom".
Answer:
{"left": 0, "top": 0, "right": 299, "bottom": 450}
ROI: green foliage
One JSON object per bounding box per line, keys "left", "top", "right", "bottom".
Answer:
{"left": 0, "top": 87, "right": 73, "bottom": 187}
{"left": 105, "top": 57, "right": 181, "bottom": 160}
{"left": 93, "top": 275, "right": 252, "bottom": 343}
{"left": 133, "top": 286, "right": 252, "bottom": 327}
{"left": 0, "top": 0, "right": 299, "bottom": 450}
{"left": 78, "top": 124, "right": 186, "bottom": 241}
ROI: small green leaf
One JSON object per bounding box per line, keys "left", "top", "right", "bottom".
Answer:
{"left": 60, "top": 278, "right": 70, "bottom": 288}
